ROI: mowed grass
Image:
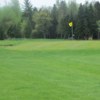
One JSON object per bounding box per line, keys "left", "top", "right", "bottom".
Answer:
{"left": 0, "top": 39, "right": 100, "bottom": 100}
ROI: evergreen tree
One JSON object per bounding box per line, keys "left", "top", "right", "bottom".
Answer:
{"left": 88, "top": 4, "right": 97, "bottom": 39}
{"left": 57, "top": 0, "right": 68, "bottom": 38}
{"left": 0, "top": 24, "right": 4, "bottom": 40}
{"left": 94, "top": 2, "right": 100, "bottom": 20}
{"left": 75, "top": 4, "right": 85, "bottom": 39}
{"left": 97, "top": 20, "right": 100, "bottom": 39}
{"left": 83, "top": 2, "right": 90, "bottom": 39}
{"left": 23, "top": 0, "right": 33, "bottom": 38}
{"left": 51, "top": 4, "right": 58, "bottom": 38}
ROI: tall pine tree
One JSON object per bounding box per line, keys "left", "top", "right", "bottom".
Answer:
{"left": 23, "top": 0, "right": 33, "bottom": 38}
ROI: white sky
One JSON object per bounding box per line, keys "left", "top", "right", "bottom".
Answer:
{"left": 0, "top": 0, "right": 100, "bottom": 7}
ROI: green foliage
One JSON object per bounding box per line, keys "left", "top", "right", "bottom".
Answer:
{"left": 33, "top": 9, "right": 52, "bottom": 38}
{"left": 22, "top": 0, "right": 33, "bottom": 38}
{"left": 68, "top": 0, "right": 79, "bottom": 18}
{"left": 75, "top": 4, "right": 84, "bottom": 39}
{"left": 94, "top": 2, "right": 100, "bottom": 20}
{"left": 97, "top": 20, "right": 100, "bottom": 39}
{"left": 97, "top": 20, "right": 100, "bottom": 32}
{"left": 0, "top": 0, "right": 21, "bottom": 39}
{"left": 75, "top": 2, "right": 97, "bottom": 39}
{"left": 57, "top": 1, "right": 68, "bottom": 38}
{"left": 0, "top": 0, "right": 100, "bottom": 39}
{"left": 10, "top": 0, "right": 22, "bottom": 24}
{"left": 50, "top": 4, "right": 58, "bottom": 38}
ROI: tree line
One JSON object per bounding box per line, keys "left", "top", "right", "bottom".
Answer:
{"left": 0, "top": 0, "right": 100, "bottom": 40}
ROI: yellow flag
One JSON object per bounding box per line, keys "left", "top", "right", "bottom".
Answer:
{"left": 69, "top": 22, "right": 73, "bottom": 27}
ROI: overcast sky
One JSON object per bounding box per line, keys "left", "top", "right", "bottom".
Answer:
{"left": 28, "top": 0, "right": 100, "bottom": 7}
{"left": 0, "top": 0, "right": 100, "bottom": 7}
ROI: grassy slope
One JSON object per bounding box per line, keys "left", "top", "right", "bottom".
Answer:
{"left": 0, "top": 39, "right": 100, "bottom": 100}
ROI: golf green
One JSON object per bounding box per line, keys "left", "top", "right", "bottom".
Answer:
{"left": 0, "top": 39, "right": 100, "bottom": 100}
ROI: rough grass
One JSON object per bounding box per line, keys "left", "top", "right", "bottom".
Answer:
{"left": 0, "top": 39, "right": 100, "bottom": 100}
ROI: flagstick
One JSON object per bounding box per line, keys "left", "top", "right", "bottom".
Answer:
{"left": 69, "top": 22, "right": 74, "bottom": 40}
{"left": 72, "top": 25, "right": 74, "bottom": 40}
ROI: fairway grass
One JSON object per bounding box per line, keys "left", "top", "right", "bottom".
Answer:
{"left": 0, "top": 39, "right": 100, "bottom": 100}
